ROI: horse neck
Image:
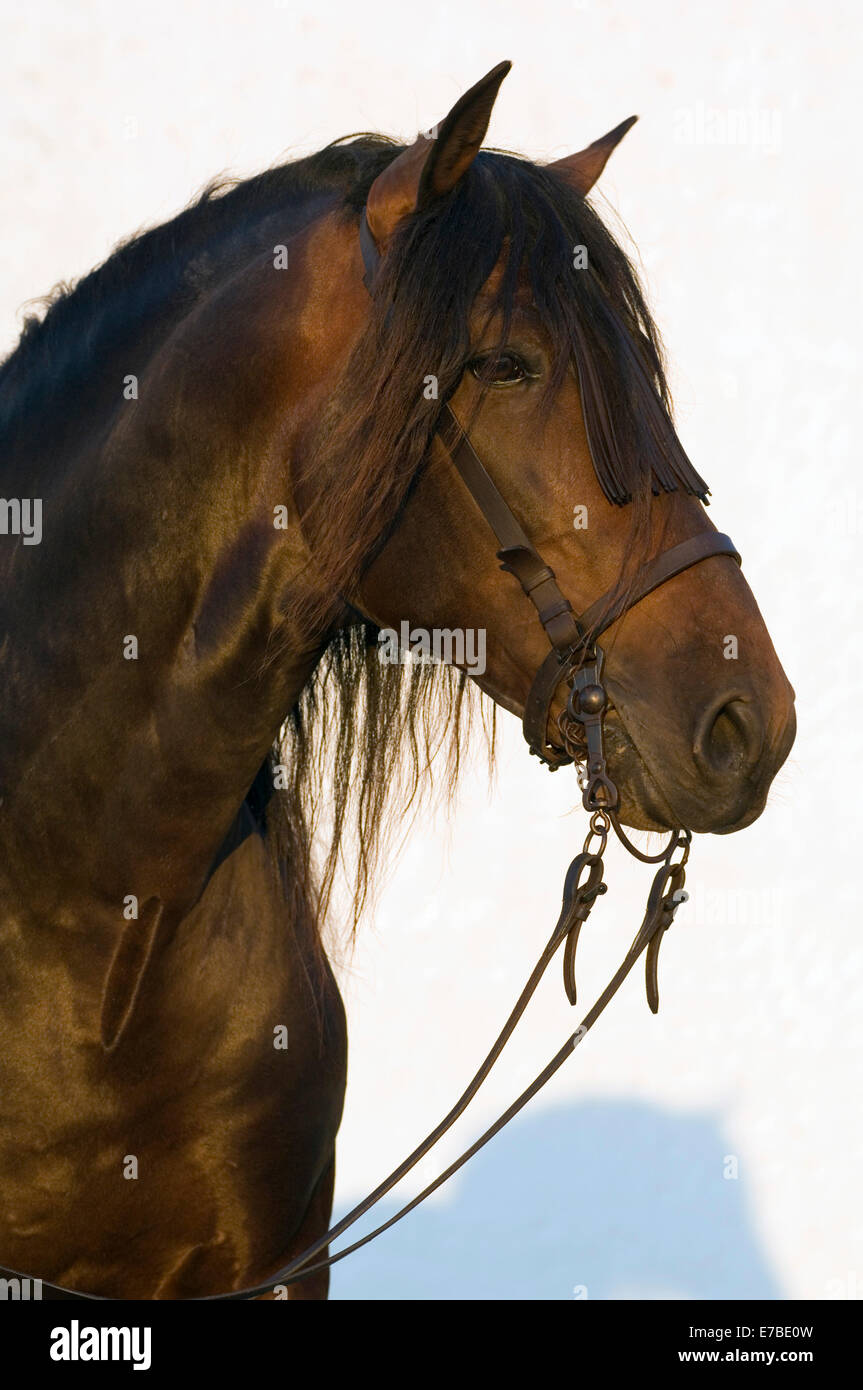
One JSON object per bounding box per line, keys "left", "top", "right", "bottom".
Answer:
{"left": 0, "top": 205, "right": 363, "bottom": 926}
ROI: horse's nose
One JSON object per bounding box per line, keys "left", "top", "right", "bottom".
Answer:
{"left": 692, "top": 694, "right": 765, "bottom": 781}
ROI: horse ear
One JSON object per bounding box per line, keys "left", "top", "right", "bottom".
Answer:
{"left": 365, "top": 60, "right": 511, "bottom": 251}
{"left": 547, "top": 115, "right": 638, "bottom": 195}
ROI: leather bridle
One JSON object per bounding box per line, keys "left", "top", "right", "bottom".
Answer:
{"left": 361, "top": 212, "right": 740, "bottom": 816}
{"left": 0, "top": 205, "right": 743, "bottom": 1301}
{"left": 434, "top": 400, "right": 740, "bottom": 790}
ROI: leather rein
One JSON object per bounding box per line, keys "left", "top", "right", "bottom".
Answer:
{"left": 2, "top": 208, "right": 741, "bottom": 1301}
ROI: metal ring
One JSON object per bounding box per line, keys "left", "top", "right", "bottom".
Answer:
{"left": 582, "top": 810, "right": 610, "bottom": 856}
{"left": 665, "top": 827, "right": 692, "bottom": 871}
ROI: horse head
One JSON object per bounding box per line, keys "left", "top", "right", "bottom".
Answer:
{"left": 296, "top": 63, "right": 795, "bottom": 836}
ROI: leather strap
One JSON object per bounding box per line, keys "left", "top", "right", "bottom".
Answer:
{"left": 360, "top": 220, "right": 579, "bottom": 657}
{"left": 579, "top": 532, "right": 741, "bottom": 639}
{"left": 438, "top": 405, "right": 583, "bottom": 654}
{"left": 522, "top": 646, "right": 589, "bottom": 766}
{"left": 520, "top": 533, "right": 740, "bottom": 765}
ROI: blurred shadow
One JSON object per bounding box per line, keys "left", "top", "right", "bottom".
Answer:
{"left": 330, "top": 1099, "right": 783, "bottom": 1300}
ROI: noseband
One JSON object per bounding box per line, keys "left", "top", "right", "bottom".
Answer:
{"left": 3, "top": 207, "right": 744, "bottom": 1301}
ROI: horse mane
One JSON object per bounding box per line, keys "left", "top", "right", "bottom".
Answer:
{"left": 270, "top": 626, "right": 494, "bottom": 968}
{"left": 0, "top": 135, "right": 400, "bottom": 454}
{"left": 0, "top": 132, "right": 710, "bottom": 977}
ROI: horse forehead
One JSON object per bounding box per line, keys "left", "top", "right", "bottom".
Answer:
{"left": 471, "top": 263, "right": 540, "bottom": 325}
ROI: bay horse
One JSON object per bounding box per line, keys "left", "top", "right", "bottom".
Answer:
{"left": 0, "top": 62, "right": 795, "bottom": 1299}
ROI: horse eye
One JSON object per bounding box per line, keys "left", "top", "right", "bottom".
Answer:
{"left": 469, "top": 352, "right": 530, "bottom": 386}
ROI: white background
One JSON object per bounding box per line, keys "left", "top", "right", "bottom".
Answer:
{"left": 2, "top": 0, "right": 860, "bottom": 1300}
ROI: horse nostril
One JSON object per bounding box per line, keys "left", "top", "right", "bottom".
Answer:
{"left": 693, "top": 697, "right": 765, "bottom": 779}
